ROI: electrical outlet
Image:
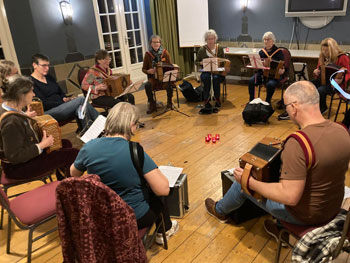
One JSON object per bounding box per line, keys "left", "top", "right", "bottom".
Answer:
{"left": 241, "top": 67, "right": 248, "bottom": 73}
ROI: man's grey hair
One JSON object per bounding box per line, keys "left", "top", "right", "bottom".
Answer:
{"left": 284, "top": 81, "right": 320, "bottom": 105}
{"left": 262, "top": 31, "right": 276, "bottom": 42}
{"left": 105, "top": 102, "right": 139, "bottom": 140}
{"left": 204, "top": 29, "right": 218, "bottom": 42}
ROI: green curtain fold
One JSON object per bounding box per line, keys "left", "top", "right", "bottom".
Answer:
{"left": 149, "top": 0, "right": 193, "bottom": 76}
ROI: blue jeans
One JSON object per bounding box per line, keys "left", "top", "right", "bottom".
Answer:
{"left": 216, "top": 181, "right": 305, "bottom": 225}
{"left": 201, "top": 72, "right": 225, "bottom": 102}
{"left": 248, "top": 73, "right": 279, "bottom": 103}
{"left": 311, "top": 78, "right": 333, "bottom": 112}
{"left": 45, "top": 96, "right": 99, "bottom": 130}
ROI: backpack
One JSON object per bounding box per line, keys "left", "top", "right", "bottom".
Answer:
{"left": 242, "top": 98, "right": 274, "bottom": 125}
{"left": 179, "top": 80, "right": 203, "bottom": 102}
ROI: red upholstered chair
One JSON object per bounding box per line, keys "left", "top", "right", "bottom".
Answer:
{"left": 0, "top": 181, "right": 59, "bottom": 263}
{"left": 0, "top": 169, "right": 53, "bottom": 229}
{"left": 56, "top": 174, "right": 148, "bottom": 263}
{"left": 275, "top": 210, "right": 350, "bottom": 263}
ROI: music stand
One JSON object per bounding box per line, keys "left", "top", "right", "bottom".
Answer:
{"left": 244, "top": 54, "right": 270, "bottom": 98}
{"left": 199, "top": 58, "right": 224, "bottom": 114}
{"left": 153, "top": 70, "right": 190, "bottom": 118}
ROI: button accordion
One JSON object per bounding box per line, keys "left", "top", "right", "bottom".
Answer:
{"left": 103, "top": 73, "right": 131, "bottom": 97}
{"left": 34, "top": 115, "right": 62, "bottom": 153}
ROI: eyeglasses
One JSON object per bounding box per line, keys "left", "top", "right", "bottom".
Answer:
{"left": 285, "top": 101, "right": 297, "bottom": 108}
{"left": 38, "top": 64, "right": 50, "bottom": 68}
{"left": 152, "top": 41, "right": 161, "bottom": 44}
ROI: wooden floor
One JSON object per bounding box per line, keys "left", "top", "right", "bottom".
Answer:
{"left": 1, "top": 80, "right": 349, "bottom": 262}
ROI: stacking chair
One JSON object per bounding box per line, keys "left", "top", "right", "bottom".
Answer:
{"left": 56, "top": 174, "right": 148, "bottom": 263}
{"left": 0, "top": 169, "right": 53, "bottom": 229}
{"left": 275, "top": 209, "right": 350, "bottom": 263}
{"left": 0, "top": 181, "right": 59, "bottom": 263}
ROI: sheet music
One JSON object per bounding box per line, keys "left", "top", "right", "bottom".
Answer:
{"left": 79, "top": 87, "right": 91, "bottom": 119}
{"left": 116, "top": 80, "right": 143, "bottom": 98}
{"left": 162, "top": 70, "right": 179, "bottom": 82}
{"left": 202, "top": 57, "right": 220, "bottom": 72}
{"left": 159, "top": 165, "right": 183, "bottom": 187}
{"left": 80, "top": 115, "right": 106, "bottom": 143}
{"left": 246, "top": 54, "right": 269, "bottom": 70}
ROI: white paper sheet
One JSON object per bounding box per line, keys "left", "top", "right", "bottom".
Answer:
{"left": 159, "top": 166, "right": 183, "bottom": 187}
{"left": 80, "top": 115, "right": 106, "bottom": 143}
{"left": 344, "top": 186, "right": 350, "bottom": 199}
{"left": 79, "top": 87, "right": 91, "bottom": 119}
{"left": 116, "top": 80, "right": 144, "bottom": 98}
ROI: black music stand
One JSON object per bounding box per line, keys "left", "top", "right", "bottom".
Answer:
{"left": 153, "top": 70, "right": 190, "bottom": 118}
{"left": 199, "top": 58, "right": 223, "bottom": 114}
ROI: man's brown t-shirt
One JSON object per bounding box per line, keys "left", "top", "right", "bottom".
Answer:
{"left": 280, "top": 120, "right": 350, "bottom": 225}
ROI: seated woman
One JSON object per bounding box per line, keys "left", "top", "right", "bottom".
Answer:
{"left": 248, "top": 31, "right": 285, "bottom": 104}
{"left": 311, "top": 37, "right": 350, "bottom": 114}
{"left": 81, "top": 49, "right": 135, "bottom": 109}
{"left": 142, "top": 35, "right": 175, "bottom": 114}
{"left": 70, "top": 102, "right": 179, "bottom": 244}
{"left": 0, "top": 74, "right": 79, "bottom": 180}
{"left": 31, "top": 53, "right": 99, "bottom": 132}
{"left": 195, "top": 29, "right": 226, "bottom": 109}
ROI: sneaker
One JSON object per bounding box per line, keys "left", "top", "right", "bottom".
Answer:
{"left": 263, "top": 219, "right": 289, "bottom": 247}
{"left": 155, "top": 220, "right": 179, "bottom": 245}
{"left": 205, "top": 198, "right": 228, "bottom": 223}
{"left": 278, "top": 111, "right": 290, "bottom": 121}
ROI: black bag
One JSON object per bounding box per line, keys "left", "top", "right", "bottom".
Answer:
{"left": 179, "top": 80, "right": 202, "bottom": 102}
{"left": 242, "top": 101, "right": 274, "bottom": 125}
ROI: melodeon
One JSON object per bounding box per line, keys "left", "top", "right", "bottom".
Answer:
{"left": 34, "top": 115, "right": 62, "bottom": 153}
{"left": 29, "top": 101, "right": 44, "bottom": 116}
{"left": 320, "top": 64, "right": 343, "bottom": 86}
{"left": 239, "top": 137, "right": 282, "bottom": 200}
{"left": 103, "top": 73, "right": 131, "bottom": 97}
{"left": 155, "top": 62, "right": 179, "bottom": 82}
{"left": 214, "top": 58, "right": 231, "bottom": 76}
{"left": 263, "top": 59, "right": 285, "bottom": 80}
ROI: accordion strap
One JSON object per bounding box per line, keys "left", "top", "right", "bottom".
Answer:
{"left": 261, "top": 48, "right": 281, "bottom": 61}
{"left": 284, "top": 131, "right": 316, "bottom": 170}
{"left": 241, "top": 163, "right": 253, "bottom": 196}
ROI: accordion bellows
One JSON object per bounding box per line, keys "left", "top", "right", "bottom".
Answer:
{"left": 34, "top": 115, "right": 62, "bottom": 153}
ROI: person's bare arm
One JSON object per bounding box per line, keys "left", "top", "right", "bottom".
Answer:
{"left": 143, "top": 168, "right": 170, "bottom": 196}
{"left": 70, "top": 164, "right": 84, "bottom": 177}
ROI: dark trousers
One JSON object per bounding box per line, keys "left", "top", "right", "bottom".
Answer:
{"left": 92, "top": 94, "right": 135, "bottom": 108}
{"left": 248, "top": 73, "right": 279, "bottom": 103}
{"left": 342, "top": 109, "right": 350, "bottom": 129}
{"left": 311, "top": 79, "right": 333, "bottom": 112}
{"left": 137, "top": 194, "right": 172, "bottom": 232}
{"left": 2, "top": 139, "right": 79, "bottom": 180}
{"left": 145, "top": 81, "right": 173, "bottom": 104}
{"left": 200, "top": 72, "right": 225, "bottom": 102}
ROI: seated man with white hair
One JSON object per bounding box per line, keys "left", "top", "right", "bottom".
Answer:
{"left": 205, "top": 81, "right": 350, "bottom": 243}
{"left": 248, "top": 31, "right": 285, "bottom": 104}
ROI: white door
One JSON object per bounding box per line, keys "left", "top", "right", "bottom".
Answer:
{"left": 0, "top": 0, "right": 20, "bottom": 70}
{"left": 93, "top": 0, "right": 148, "bottom": 81}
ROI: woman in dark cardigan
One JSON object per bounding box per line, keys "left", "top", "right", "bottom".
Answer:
{"left": 0, "top": 73, "right": 79, "bottom": 180}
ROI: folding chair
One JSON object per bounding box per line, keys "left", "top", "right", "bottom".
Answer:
{"left": 0, "top": 181, "right": 59, "bottom": 263}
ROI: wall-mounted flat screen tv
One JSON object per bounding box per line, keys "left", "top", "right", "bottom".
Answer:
{"left": 285, "top": 0, "right": 348, "bottom": 17}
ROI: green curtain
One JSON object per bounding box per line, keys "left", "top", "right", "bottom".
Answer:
{"left": 149, "top": 0, "right": 193, "bottom": 76}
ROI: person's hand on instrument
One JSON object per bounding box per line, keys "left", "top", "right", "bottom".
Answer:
{"left": 278, "top": 68, "right": 285, "bottom": 75}
{"left": 233, "top": 167, "right": 244, "bottom": 184}
{"left": 313, "top": 68, "right": 320, "bottom": 77}
{"left": 97, "top": 83, "right": 107, "bottom": 91}
{"left": 38, "top": 130, "right": 54, "bottom": 149}
{"left": 147, "top": 68, "right": 155, "bottom": 74}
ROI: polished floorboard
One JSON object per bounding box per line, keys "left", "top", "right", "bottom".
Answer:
{"left": 0, "top": 80, "right": 349, "bottom": 262}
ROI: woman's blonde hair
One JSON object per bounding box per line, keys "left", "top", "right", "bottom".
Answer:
{"left": 262, "top": 32, "right": 276, "bottom": 42}
{"left": 204, "top": 29, "right": 218, "bottom": 42}
{"left": 0, "top": 60, "right": 15, "bottom": 89}
{"left": 105, "top": 102, "right": 139, "bottom": 140}
{"left": 319, "top": 38, "right": 343, "bottom": 65}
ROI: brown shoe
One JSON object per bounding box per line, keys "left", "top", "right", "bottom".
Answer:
{"left": 205, "top": 198, "right": 228, "bottom": 223}
{"left": 263, "top": 219, "right": 289, "bottom": 247}
{"left": 147, "top": 102, "right": 157, "bottom": 114}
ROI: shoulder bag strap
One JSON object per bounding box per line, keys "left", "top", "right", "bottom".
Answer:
{"left": 284, "top": 131, "right": 316, "bottom": 170}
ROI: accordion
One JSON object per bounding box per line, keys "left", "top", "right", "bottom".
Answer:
{"left": 320, "top": 64, "right": 343, "bottom": 86}
{"left": 103, "top": 73, "right": 131, "bottom": 97}
{"left": 34, "top": 115, "right": 62, "bottom": 153}
{"left": 239, "top": 137, "right": 282, "bottom": 200}
{"left": 263, "top": 59, "right": 285, "bottom": 80}
{"left": 29, "top": 101, "right": 44, "bottom": 116}
{"left": 155, "top": 62, "right": 179, "bottom": 82}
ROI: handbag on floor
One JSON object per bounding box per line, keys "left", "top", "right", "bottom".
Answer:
{"left": 242, "top": 98, "right": 274, "bottom": 125}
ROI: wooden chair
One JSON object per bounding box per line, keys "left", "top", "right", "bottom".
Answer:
{"left": 0, "top": 181, "right": 59, "bottom": 263}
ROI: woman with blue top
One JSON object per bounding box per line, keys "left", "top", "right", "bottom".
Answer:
{"left": 70, "top": 102, "right": 179, "bottom": 245}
